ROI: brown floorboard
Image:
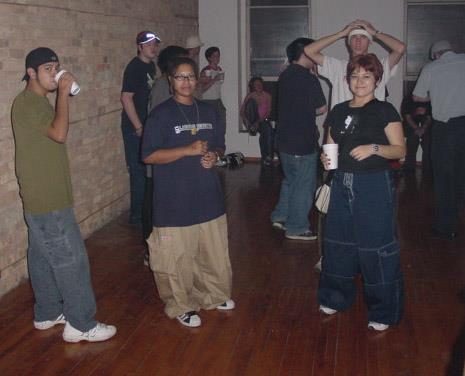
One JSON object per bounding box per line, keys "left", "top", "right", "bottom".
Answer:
{"left": 0, "top": 164, "right": 464, "bottom": 375}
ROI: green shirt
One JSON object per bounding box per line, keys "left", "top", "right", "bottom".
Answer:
{"left": 11, "top": 90, "right": 73, "bottom": 214}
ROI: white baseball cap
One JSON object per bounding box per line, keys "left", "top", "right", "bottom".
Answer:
{"left": 185, "top": 35, "right": 204, "bottom": 49}
{"left": 430, "top": 40, "right": 452, "bottom": 59}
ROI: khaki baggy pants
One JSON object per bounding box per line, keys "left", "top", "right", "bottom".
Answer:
{"left": 146, "top": 214, "right": 232, "bottom": 318}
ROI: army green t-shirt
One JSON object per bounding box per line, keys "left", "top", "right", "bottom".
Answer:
{"left": 11, "top": 90, "right": 73, "bottom": 214}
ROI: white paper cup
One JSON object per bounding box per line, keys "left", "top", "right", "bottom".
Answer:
{"left": 204, "top": 70, "right": 212, "bottom": 77}
{"left": 55, "top": 70, "right": 80, "bottom": 96}
{"left": 322, "top": 143, "right": 338, "bottom": 170}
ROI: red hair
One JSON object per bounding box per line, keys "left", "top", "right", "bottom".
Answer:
{"left": 346, "top": 53, "right": 383, "bottom": 84}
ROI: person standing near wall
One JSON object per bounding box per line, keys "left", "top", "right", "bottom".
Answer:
{"left": 120, "top": 31, "right": 160, "bottom": 227}
{"left": 271, "top": 38, "right": 327, "bottom": 241}
{"left": 200, "top": 47, "right": 226, "bottom": 130}
{"left": 185, "top": 35, "right": 204, "bottom": 67}
{"left": 11, "top": 47, "right": 116, "bottom": 343}
{"left": 413, "top": 40, "right": 465, "bottom": 240}
{"left": 304, "top": 19, "right": 405, "bottom": 108}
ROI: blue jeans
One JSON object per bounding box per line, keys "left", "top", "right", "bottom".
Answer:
{"left": 122, "top": 124, "right": 145, "bottom": 224}
{"left": 271, "top": 152, "right": 317, "bottom": 235}
{"left": 25, "top": 207, "right": 97, "bottom": 332}
{"left": 318, "top": 171, "right": 403, "bottom": 325}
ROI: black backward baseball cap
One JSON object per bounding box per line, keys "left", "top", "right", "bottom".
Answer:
{"left": 22, "top": 47, "right": 59, "bottom": 81}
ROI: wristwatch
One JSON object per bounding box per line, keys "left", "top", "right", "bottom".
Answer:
{"left": 372, "top": 144, "right": 379, "bottom": 154}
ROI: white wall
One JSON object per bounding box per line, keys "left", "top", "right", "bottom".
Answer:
{"left": 199, "top": 0, "right": 405, "bottom": 157}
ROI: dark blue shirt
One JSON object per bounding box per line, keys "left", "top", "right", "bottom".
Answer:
{"left": 276, "top": 64, "right": 326, "bottom": 155}
{"left": 141, "top": 98, "right": 226, "bottom": 227}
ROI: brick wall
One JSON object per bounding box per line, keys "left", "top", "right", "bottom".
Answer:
{"left": 0, "top": 0, "right": 198, "bottom": 296}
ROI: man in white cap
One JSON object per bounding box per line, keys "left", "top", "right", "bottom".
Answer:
{"left": 413, "top": 40, "right": 465, "bottom": 240}
{"left": 305, "top": 19, "right": 406, "bottom": 108}
{"left": 185, "top": 34, "right": 204, "bottom": 66}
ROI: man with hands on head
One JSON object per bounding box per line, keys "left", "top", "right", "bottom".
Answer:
{"left": 11, "top": 47, "right": 116, "bottom": 343}
{"left": 305, "top": 19, "right": 406, "bottom": 107}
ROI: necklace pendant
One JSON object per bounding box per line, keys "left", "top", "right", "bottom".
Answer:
{"left": 191, "top": 126, "right": 198, "bottom": 135}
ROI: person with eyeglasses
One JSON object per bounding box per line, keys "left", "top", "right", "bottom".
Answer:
{"left": 141, "top": 57, "right": 234, "bottom": 328}
{"left": 318, "top": 53, "right": 405, "bottom": 331}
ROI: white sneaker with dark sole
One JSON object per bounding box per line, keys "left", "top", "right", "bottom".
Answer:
{"left": 216, "top": 299, "right": 235, "bottom": 311}
{"left": 34, "top": 313, "right": 66, "bottom": 330}
{"left": 272, "top": 221, "right": 286, "bottom": 231}
{"left": 319, "top": 305, "right": 337, "bottom": 315}
{"left": 285, "top": 231, "right": 317, "bottom": 241}
{"left": 176, "top": 311, "right": 201, "bottom": 327}
{"left": 368, "top": 321, "right": 389, "bottom": 331}
{"left": 62, "top": 322, "right": 117, "bottom": 343}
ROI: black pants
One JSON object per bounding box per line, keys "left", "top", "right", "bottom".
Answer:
{"left": 431, "top": 117, "right": 465, "bottom": 233}
{"left": 258, "top": 121, "right": 275, "bottom": 162}
{"left": 404, "top": 127, "right": 431, "bottom": 171}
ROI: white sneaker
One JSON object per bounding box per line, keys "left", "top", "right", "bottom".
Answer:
{"left": 34, "top": 313, "right": 66, "bottom": 330}
{"left": 272, "top": 221, "right": 286, "bottom": 231}
{"left": 176, "top": 311, "right": 201, "bottom": 327}
{"left": 216, "top": 299, "right": 235, "bottom": 311}
{"left": 62, "top": 322, "right": 117, "bottom": 343}
{"left": 319, "top": 305, "right": 337, "bottom": 315}
{"left": 368, "top": 321, "right": 390, "bottom": 331}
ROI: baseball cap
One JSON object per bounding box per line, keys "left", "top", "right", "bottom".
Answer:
{"left": 430, "top": 40, "right": 451, "bottom": 59}
{"left": 22, "top": 47, "right": 59, "bottom": 81}
{"left": 348, "top": 28, "right": 373, "bottom": 42}
{"left": 185, "top": 35, "right": 204, "bottom": 49}
{"left": 137, "top": 31, "right": 161, "bottom": 45}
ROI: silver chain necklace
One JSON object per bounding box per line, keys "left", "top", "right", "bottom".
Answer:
{"left": 175, "top": 98, "right": 200, "bottom": 135}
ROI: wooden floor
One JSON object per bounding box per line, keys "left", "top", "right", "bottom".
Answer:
{"left": 1, "top": 164, "right": 464, "bottom": 376}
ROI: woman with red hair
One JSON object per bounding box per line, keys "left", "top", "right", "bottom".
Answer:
{"left": 318, "top": 54, "right": 405, "bottom": 331}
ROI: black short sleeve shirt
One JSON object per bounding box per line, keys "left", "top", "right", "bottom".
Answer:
{"left": 121, "top": 57, "right": 156, "bottom": 128}
{"left": 328, "top": 99, "right": 401, "bottom": 172}
{"left": 276, "top": 64, "right": 326, "bottom": 155}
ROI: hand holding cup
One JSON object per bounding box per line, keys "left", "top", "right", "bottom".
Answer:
{"left": 322, "top": 143, "right": 339, "bottom": 170}
{"left": 55, "top": 70, "right": 80, "bottom": 96}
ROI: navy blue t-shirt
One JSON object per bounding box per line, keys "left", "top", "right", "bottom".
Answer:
{"left": 121, "top": 56, "right": 155, "bottom": 129}
{"left": 141, "top": 98, "right": 226, "bottom": 227}
{"left": 328, "top": 99, "right": 401, "bottom": 172}
{"left": 276, "top": 64, "right": 326, "bottom": 155}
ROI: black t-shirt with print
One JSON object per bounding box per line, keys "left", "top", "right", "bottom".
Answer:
{"left": 328, "top": 99, "right": 401, "bottom": 172}
{"left": 121, "top": 56, "right": 156, "bottom": 129}
{"left": 141, "top": 98, "right": 226, "bottom": 227}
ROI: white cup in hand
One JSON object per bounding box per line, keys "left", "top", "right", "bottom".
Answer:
{"left": 322, "top": 143, "right": 338, "bottom": 170}
{"left": 55, "top": 70, "right": 80, "bottom": 96}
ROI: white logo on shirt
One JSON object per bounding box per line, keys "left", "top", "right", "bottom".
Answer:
{"left": 174, "top": 123, "right": 213, "bottom": 134}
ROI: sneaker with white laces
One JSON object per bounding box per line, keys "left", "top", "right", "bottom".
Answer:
{"left": 319, "top": 305, "right": 337, "bottom": 315}
{"left": 285, "top": 231, "right": 317, "bottom": 241}
{"left": 272, "top": 221, "right": 286, "bottom": 231}
{"left": 368, "top": 321, "right": 390, "bottom": 331}
{"left": 216, "top": 299, "right": 235, "bottom": 311}
{"left": 176, "top": 311, "right": 201, "bottom": 327}
{"left": 34, "top": 313, "right": 66, "bottom": 330}
{"left": 62, "top": 322, "right": 117, "bottom": 343}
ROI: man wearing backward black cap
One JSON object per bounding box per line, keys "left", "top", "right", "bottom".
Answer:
{"left": 11, "top": 47, "right": 116, "bottom": 343}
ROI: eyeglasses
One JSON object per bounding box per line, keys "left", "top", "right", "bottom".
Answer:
{"left": 173, "top": 74, "right": 197, "bottom": 82}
